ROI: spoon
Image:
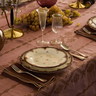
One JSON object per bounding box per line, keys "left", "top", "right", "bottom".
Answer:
{"left": 50, "top": 40, "right": 87, "bottom": 60}
{"left": 60, "top": 43, "right": 88, "bottom": 59}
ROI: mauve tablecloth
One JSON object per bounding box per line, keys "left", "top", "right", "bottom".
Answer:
{"left": 0, "top": 0, "right": 96, "bottom": 96}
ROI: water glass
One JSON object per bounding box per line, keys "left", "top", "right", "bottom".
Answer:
{"left": 52, "top": 13, "right": 63, "bottom": 44}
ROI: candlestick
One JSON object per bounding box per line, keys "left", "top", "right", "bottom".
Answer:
{"left": 0, "top": 0, "right": 24, "bottom": 39}
{"left": 69, "top": 0, "right": 85, "bottom": 9}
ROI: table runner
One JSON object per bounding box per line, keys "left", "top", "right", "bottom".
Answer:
{"left": 36, "top": 56, "right": 96, "bottom": 96}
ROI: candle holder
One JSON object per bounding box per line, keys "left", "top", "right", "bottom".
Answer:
{"left": 0, "top": 0, "right": 23, "bottom": 39}
{"left": 69, "top": 0, "right": 85, "bottom": 9}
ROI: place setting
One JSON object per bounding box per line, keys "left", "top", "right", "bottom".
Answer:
{"left": 2, "top": 47, "right": 72, "bottom": 90}
{"left": 75, "top": 16, "right": 96, "bottom": 41}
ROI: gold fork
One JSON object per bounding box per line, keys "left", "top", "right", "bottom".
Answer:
{"left": 11, "top": 65, "right": 47, "bottom": 82}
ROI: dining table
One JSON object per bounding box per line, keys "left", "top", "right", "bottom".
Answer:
{"left": 0, "top": 0, "right": 96, "bottom": 96}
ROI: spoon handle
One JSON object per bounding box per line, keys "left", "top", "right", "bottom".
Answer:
{"left": 70, "top": 53, "right": 86, "bottom": 60}
{"left": 70, "top": 50, "right": 88, "bottom": 58}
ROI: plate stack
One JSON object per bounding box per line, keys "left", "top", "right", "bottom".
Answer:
{"left": 87, "top": 16, "right": 96, "bottom": 34}
{"left": 20, "top": 47, "right": 72, "bottom": 73}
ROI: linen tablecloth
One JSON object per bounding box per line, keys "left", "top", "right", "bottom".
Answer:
{"left": 0, "top": 0, "right": 96, "bottom": 96}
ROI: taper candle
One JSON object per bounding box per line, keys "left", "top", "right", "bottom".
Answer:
{"left": 10, "top": 8, "right": 14, "bottom": 26}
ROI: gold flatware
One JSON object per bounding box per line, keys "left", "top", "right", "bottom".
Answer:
{"left": 60, "top": 43, "right": 88, "bottom": 60}
{"left": 3, "top": 68, "right": 43, "bottom": 89}
{"left": 50, "top": 40, "right": 87, "bottom": 60}
{"left": 70, "top": 53, "right": 86, "bottom": 60}
{"left": 11, "top": 65, "right": 47, "bottom": 82}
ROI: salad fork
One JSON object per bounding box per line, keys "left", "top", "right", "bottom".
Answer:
{"left": 11, "top": 65, "right": 47, "bottom": 82}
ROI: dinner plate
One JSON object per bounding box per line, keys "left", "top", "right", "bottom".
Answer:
{"left": 20, "top": 47, "right": 72, "bottom": 73}
{"left": 87, "top": 16, "right": 96, "bottom": 30}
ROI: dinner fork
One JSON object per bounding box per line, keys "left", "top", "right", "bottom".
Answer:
{"left": 11, "top": 65, "right": 47, "bottom": 82}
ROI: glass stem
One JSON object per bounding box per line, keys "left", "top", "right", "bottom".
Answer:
{"left": 41, "top": 30, "right": 44, "bottom": 42}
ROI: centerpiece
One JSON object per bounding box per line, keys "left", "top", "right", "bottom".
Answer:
{"left": 15, "top": 6, "right": 80, "bottom": 31}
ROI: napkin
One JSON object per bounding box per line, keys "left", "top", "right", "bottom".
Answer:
{"left": 2, "top": 63, "right": 56, "bottom": 90}
{"left": 75, "top": 25, "right": 96, "bottom": 41}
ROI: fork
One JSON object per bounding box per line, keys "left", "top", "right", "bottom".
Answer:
{"left": 11, "top": 65, "right": 47, "bottom": 82}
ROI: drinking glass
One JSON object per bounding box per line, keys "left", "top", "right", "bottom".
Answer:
{"left": 36, "top": 0, "right": 57, "bottom": 8}
{"left": 36, "top": 7, "right": 49, "bottom": 44}
{"left": 52, "top": 13, "right": 63, "bottom": 44}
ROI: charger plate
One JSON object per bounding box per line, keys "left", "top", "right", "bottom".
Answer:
{"left": 20, "top": 47, "right": 72, "bottom": 73}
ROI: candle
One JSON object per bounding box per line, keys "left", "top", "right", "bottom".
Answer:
{"left": 10, "top": 8, "right": 14, "bottom": 26}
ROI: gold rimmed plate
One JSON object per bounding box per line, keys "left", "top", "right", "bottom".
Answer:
{"left": 87, "top": 16, "right": 96, "bottom": 31}
{"left": 20, "top": 47, "right": 72, "bottom": 73}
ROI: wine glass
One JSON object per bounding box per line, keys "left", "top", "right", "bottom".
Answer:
{"left": 36, "top": 0, "right": 57, "bottom": 8}
{"left": 52, "top": 13, "right": 63, "bottom": 44}
{"left": 36, "top": 7, "right": 49, "bottom": 44}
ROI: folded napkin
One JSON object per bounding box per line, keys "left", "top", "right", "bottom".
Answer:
{"left": 75, "top": 25, "right": 96, "bottom": 41}
{"left": 2, "top": 63, "right": 56, "bottom": 90}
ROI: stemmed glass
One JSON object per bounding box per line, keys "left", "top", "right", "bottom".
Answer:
{"left": 52, "top": 13, "right": 63, "bottom": 44}
{"left": 36, "top": 7, "right": 49, "bottom": 44}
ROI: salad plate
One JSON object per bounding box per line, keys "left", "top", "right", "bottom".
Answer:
{"left": 20, "top": 47, "right": 72, "bottom": 73}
